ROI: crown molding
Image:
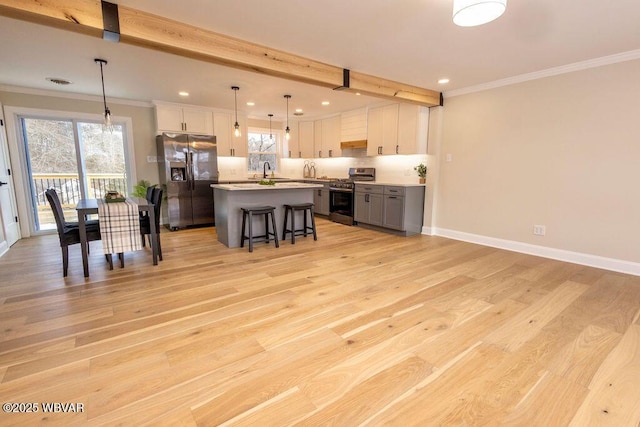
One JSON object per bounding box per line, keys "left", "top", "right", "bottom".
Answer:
{"left": 444, "top": 49, "right": 640, "bottom": 98}
{"left": 0, "top": 84, "right": 152, "bottom": 108}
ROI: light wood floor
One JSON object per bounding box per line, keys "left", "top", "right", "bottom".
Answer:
{"left": 1, "top": 219, "right": 640, "bottom": 426}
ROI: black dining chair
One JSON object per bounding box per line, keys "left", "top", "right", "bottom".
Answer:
{"left": 45, "top": 188, "right": 102, "bottom": 277}
{"left": 138, "top": 185, "right": 155, "bottom": 229}
{"left": 140, "top": 187, "right": 163, "bottom": 260}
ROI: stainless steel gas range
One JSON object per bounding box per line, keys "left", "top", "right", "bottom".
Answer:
{"left": 329, "top": 167, "right": 375, "bottom": 225}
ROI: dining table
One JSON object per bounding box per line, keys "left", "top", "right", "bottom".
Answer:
{"left": 76, "top": 197, "right": 158, "bottom": 277}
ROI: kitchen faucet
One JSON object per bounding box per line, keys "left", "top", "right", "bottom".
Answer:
{"left": 263, "top": 161, "right": 271, "bottom": 179}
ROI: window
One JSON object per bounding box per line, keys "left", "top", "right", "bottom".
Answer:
{"left": 247, "top": 130, "right": 277, "bottom": 174}
{"left": 21, "top": 117, "right": 130, "bottom": 231}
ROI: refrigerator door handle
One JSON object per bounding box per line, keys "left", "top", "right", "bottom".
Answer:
{"left": 189, "top": 152, "right": 195, "bottom": 190}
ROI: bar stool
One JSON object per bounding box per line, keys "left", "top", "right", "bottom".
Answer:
{"left": 282, "top": 203, "right": 317, "bottom": 244}
{"left": 240, "top": 206, "right": 279, "bottom": 252}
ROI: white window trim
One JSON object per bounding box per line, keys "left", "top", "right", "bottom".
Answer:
{"left": 3, "top": 106, "right": 136, "bottom": 237}
{"left": 247, "top": 127, "right": 282, "bottom": 172}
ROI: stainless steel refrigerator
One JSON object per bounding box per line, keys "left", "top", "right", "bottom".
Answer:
{"left": 156, "top": 133, "right": 218, "bottom": 230}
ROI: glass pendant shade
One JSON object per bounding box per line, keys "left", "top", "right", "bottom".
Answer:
{"left": 453, "top": 0, "right": 506, "bottom": 27}
{"left": 95, "top": 58, "right": 114, "bottom": 132}
{"left": 232, "top": 86, "right": 241, "bottom": 138}
{"left": 284, "top": 94, "right": 291, "bottom": 141}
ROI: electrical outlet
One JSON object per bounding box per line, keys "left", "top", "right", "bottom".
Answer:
{"left": 404, "top": 169, "right": 410, "bottom": 176}
{"left": 230, "top": 169, "right": 236, "bottom": 175}
{"left": 533, "top": 225, "right": 546, "bottom": 236}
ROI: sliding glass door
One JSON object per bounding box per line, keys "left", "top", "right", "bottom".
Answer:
{"left": 21, "top": 117, "right": 128, "bottom": 231}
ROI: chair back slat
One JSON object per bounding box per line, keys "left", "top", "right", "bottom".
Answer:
{"left": 45, "top": 188, "right": 67, "bottom": 235}
{"left": 151, "top": 188, "right": 163, "bottom": 229}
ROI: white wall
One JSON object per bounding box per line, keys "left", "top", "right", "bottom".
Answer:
{"left": 436, "top": 59, "right": 640, "bottom": 269}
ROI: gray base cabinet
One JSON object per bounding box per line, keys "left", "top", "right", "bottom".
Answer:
{"left": 355, "top": 184, "right": 424, "bottom": 235}
{"left": 310, "top": 182, "right": 330, "bottom": 216}
{"left": 354, "top": 185, "right": 383, "bottom": 226}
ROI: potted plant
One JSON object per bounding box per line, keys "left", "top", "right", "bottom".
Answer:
{"left": 132, "top": 179, "right": 153, "bottom": 198}
{"left": 414, "top": 163, "right": 427, "bottom": 184}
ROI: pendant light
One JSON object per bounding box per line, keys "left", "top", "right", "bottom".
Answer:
{"left": 231, "top": 86, "right": 241, "bottom": 137}
{"left": 453, "top": 0, "right": 507, "bottom": 27}
{"left": 268, "top": 113, "right": 274, "bottom": 141}
{"left": 94, "top": 58, "right": 113, "bottom": 132}
{"left": 284, "top": 94, "right": 291, "bottom": 140}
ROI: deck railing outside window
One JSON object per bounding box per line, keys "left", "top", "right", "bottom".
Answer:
{"left": 33, "top": 173, "right": 128, "bottom": 207}
{"left": 35, "top": 173, "right": 128, "bottom": 229}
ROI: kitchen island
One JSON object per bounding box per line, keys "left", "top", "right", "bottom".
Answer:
{"left": 211, "top": 182, "right": 323, "bottom": 248}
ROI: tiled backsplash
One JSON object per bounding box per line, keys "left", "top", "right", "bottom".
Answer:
{"left": 218, "top": 154, "right": 429, "bottom": 184}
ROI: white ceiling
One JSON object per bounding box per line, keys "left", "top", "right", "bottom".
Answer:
{"left": 1, "top": 0, "right": 639, "bottom": 121}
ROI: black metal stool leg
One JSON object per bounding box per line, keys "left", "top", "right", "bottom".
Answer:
{"left": 291, "top": 208, "right": 296, "bottom": 244}
{"left": 240, "top": 210, "right": 247, "bottom": 248}
{"left": 270, "top": 210, "right": 279, "bottom": 248}
{"left": 310, "top": 208, "right": 317, "bottom": 240}
{"left": 282, "top": 206, "right": 289, "bottom": 240}
{"left": 248, "top": 211, "right": 254, "bottom": 253}
{"left": 303, "top": 209, "right": 308, "bottom": 237}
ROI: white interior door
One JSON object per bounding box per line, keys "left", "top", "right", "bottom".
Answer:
{"left": 0, "top": 106, "right": 21, "bottom": 253}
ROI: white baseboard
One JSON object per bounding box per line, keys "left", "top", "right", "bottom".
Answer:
{"left": 422, "top": 226, "right": 435, "bottom": 236}
{"left": 422, "top": 227, "right": 640, "bottom": 277}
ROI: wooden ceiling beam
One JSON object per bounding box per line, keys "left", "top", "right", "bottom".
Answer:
{"left": 0, "top": 0, "right": 442, "bottom": 107}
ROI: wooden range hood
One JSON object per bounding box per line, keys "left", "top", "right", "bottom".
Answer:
{"left": 340, "top": 140, "right": 367, "bottom": 150}
{"left": 0, "top": 0, "right": 443, "bottom": 108}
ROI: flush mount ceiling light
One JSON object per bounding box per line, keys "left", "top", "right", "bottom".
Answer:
{"left": 268, "top": 114, "right": 273, "bottom": 141}
{"left": 284, "top": 94, "right": 291, "bottom": 140}
{"left": 453, "top": 0, "right": 506, "bottom": 27}
{"left": 94, "top": 58, "right": 113, "bottom": 132}
{"left": 231, "top": 86, "right": 241, "bottom": 138}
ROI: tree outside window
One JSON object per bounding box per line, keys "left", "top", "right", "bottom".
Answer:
{"left": 247, "top": 131, "right": 277, "bottom": 174}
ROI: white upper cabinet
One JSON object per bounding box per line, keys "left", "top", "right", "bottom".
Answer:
{"left": 367, "top": 103, "right": 428, "bottom": 155}
{"left": 321, "top": 115, "right": 342, "bottom": 158}
{"left": 298, "top": 121, "right": 315, "bottom": 159}
{"left": 367, "top": 104, "right": 398, "bottom": 156}
{"left": 155, "top": 102, "right": 213, "bottom": 135}
{"left": 214, "top": 111, "right": 247, "bottom": 157}
{"left": 397, "top": 104, "right": 429, "bottom": 154}
{"left": 313, "top": 115, "right": 341, "bottom": 158}
{"left": 282, "top": 119, "right": 299, "bottom": 158}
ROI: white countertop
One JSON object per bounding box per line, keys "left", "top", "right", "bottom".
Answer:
{"left": 212, "top": 182, "right": 323, "bottom": 191}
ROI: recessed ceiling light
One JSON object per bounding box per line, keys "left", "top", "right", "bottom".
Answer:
{"left": 355, "top": 92, "right": 361, "bottom": 96}
{"left": 295, "top": 108, "right": 303, "bottom": 113}
{"left": 46, "top": 77, "right": 72, "bottom": 85}
{"left": 321, "top": 101, "right": 330, "bottom": 106}
{"left": 246, "top": 101, "right": 255, "bottom": 106}
{"left": 178, "top": 91, "right": 189, "bottom": 96}
{"left": 438, "top": 78, "right": 450, "bottom": 84}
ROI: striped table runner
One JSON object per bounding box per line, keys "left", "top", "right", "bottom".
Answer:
{"left": 98, "top": 199, "right": 143, "bottom": 255}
